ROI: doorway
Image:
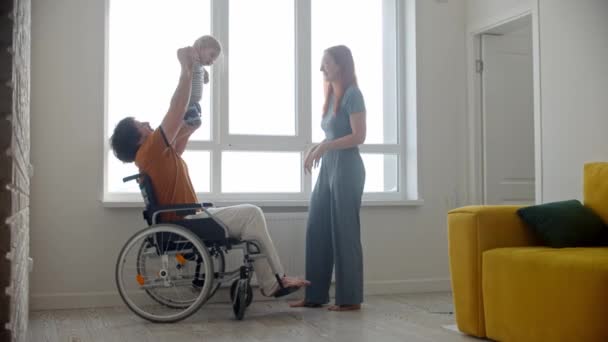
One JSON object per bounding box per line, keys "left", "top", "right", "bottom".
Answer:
{"left": 476, "top": 15, "right": 535, "bottom": 205}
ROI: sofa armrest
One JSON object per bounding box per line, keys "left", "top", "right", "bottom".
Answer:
{"left": 447, "top": 205, "right": 539, "bottom": 337}
{"left": 449, "top": 205, "right": 539, "bottom": 250}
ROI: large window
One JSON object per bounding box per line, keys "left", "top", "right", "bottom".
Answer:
{"left": 105, "top": 0, "right": 417, "bottom": 205}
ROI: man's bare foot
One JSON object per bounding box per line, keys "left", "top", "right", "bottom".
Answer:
{"left": 262, "top": 276, "right": 311, "bottom": 297}
{"left": 288, "top": 299, "right": 323, "bottom": 308}
{"left": 328, "top": 304, "right": 361, "bottom": 311}
{"left": 281, "top": 276, "right": 311, "bottom": 288}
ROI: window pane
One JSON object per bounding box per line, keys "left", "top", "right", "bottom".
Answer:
{"left": 311, "top": 0, "right": 398, "bottom": 144}
{"left": 108, "top": 0, "right": 211, "bottom": 141}
{"left": 362, "top": 154, "right": 398, "bottom": 192}
{"left": 182, "top": 151, "right": 211, "bottom": 193}
{"left": 229, "top": 0, "right": 295, "bottom": 136}
{"left": 222, "top": 152, "right": 300, "bottom": 193}
{"left": 311, "top": 153, "right": 398, "bottom": 193}
{"left": 108, "top": 152, "right": 139, "bottom": 193}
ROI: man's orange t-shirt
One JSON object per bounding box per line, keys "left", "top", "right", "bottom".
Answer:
{"left": 134, "top": 128, "right": 198, "bottom": 221}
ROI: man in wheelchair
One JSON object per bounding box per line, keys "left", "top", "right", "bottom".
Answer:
{"left": 109, "top": 46, "right": 309, "bottom": 301}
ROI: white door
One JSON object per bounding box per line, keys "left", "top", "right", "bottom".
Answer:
{"left": 481, "top": 25, "right": 535, "bottom": 205}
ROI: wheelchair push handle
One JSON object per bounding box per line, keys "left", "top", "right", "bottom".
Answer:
{"left": 123, "top": 173, "right": 141, "bottom": 183}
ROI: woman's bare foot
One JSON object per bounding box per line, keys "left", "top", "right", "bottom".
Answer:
{"left": 288, "top": 299, "right": 323, "bottom": 308}
{"left": 328, "top": 304, "right": 361, "bottom": 311}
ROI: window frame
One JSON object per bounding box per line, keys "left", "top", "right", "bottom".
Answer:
{"left": 102, "top": 0, "right": 420, "bottom": 207}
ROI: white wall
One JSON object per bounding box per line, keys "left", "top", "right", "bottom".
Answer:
{"left": 466, "top": 0, "right": 608, "bottom": 203}
{"left": 467, "top": 0, "right": 532, "bottom": 32}
{"left": 538, "top": 0, "right": 608, "bottom": 201}
{"left": 29, "top": 0, "right": 467, "bottom": 309}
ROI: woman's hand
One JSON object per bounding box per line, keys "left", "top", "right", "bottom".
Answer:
{"left": 303, "top": 145, "right": 318, "bottom": 174}
{"left": 304, "top": 142, "right": 328, "bottom": 174}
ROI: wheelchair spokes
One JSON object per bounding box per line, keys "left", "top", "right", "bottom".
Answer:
{"left": 116, "top": 225, "right": 214, "bottom": 323}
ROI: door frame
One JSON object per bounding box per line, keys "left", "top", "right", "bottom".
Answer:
{"left": 466, "top": 7, "right": 543, "bottom": 205}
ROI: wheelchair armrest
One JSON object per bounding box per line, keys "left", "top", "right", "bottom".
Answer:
{"left": 153, "top": 203, "right": 203, "bottom": 211}
{"left": 150, "top": 203, "right": 203, "bottom": 223}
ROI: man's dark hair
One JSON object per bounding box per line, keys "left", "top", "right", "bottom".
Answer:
{"left": 110, "top": 117, "right": 141, "bottom": 163}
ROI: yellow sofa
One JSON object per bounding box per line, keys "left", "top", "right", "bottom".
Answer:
{"left": 448, "top": 163, "right": 608, "bottom": 342}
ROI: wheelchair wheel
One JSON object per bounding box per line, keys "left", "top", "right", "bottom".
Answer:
{"left": 230, "top": 279, "right": 253, "bottom": 308}
{"left": 231, "top": 279, "right": 252, "bottom": 320}
{"left": 116, "top": 224, "right": 214, "bottom": 323}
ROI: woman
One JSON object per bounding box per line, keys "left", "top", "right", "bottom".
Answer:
{"left": 291, "top": 45, "right": 366, "bottom": 311}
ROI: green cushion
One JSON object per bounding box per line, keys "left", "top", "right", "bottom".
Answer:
{"left": 516, "top": 200, "right": 608, "bottom": 248}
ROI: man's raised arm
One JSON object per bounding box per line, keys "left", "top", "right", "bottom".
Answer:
{"left": 161, "top": 47, "right": 196, "bottom": 145}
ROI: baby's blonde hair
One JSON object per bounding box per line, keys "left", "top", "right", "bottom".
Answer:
{"left": 195, "top": 35, "right": 222, "bottom": 54}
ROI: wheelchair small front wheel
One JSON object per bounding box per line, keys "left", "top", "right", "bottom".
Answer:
{"left": 230, "top": 279, "right": 253, "bottom": 308}
{"left": 116, "top": 224, "right": 214, "bottom": 323}
{"left": 231, "top": 279, "right": 252, "bottom": 320}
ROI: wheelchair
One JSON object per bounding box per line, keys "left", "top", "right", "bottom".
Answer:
{"left": 115, "top": 173, "right": 283, "bottom": 323}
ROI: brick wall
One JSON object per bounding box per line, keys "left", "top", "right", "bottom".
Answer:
{"left": 0, "top": 0, "right": 31, "bottom": 341}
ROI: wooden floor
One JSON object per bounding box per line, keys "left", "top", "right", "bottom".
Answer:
{"left": 28, "top": 292, "right": 480, "bottom": 342}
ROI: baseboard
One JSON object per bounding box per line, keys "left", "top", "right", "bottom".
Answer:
{"left": 364, "top": 278, "right": 451, "bottom": 295}
{"left": 31, "top": 291, "right": 127, "bottom": 311}
{"left": 30, "top": 278, "right": 451, "bottom": 311}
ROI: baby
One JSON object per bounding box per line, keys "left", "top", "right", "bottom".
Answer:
{"left": 184, "top": 35, "right": 222, "bottom": 127}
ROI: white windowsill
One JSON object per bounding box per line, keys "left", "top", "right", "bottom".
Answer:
{"left": 101, "top": 197, "right": 424, "bottom": 209}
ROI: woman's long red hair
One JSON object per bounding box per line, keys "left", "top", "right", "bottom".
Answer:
{"left": 322, "top": 45, "right": 357, "bottom": 116}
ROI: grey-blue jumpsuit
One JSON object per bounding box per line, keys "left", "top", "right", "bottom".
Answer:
{"left": 305, "top": 85, "right": 366, "bottom": 305}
